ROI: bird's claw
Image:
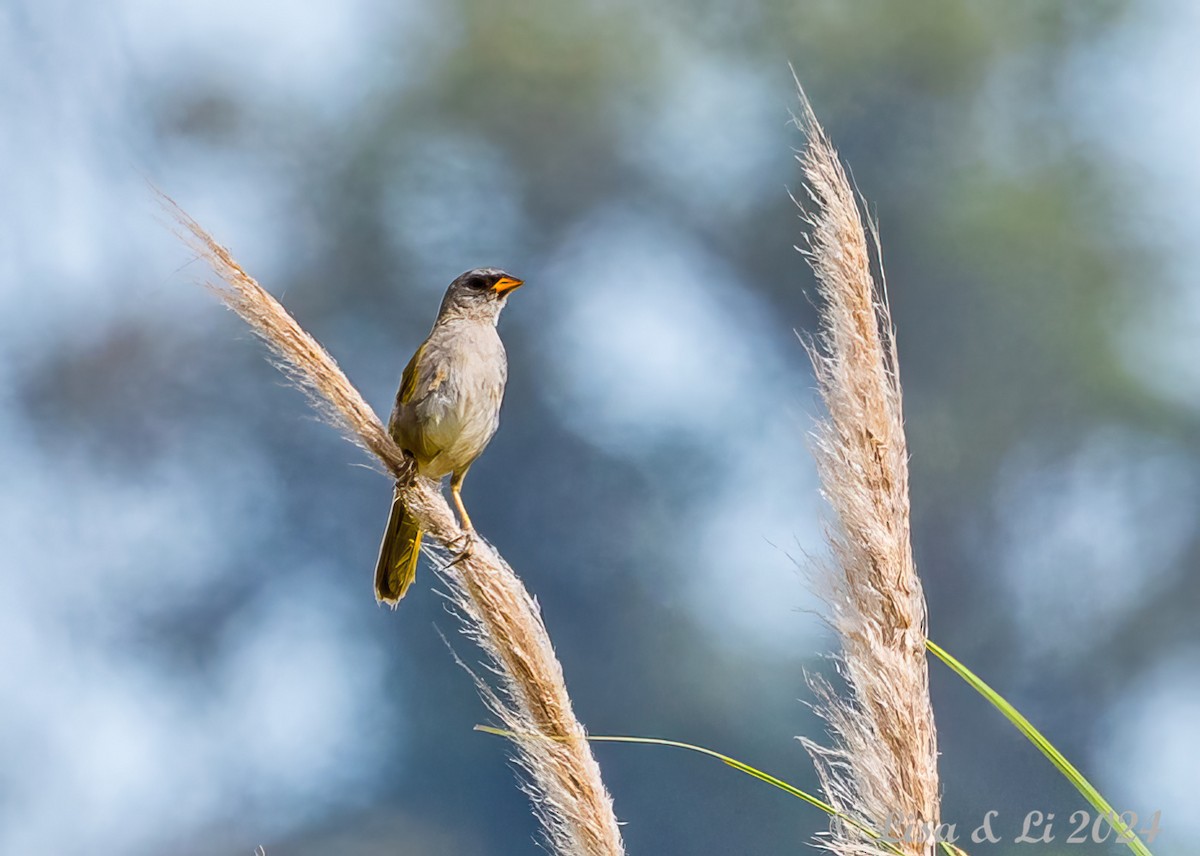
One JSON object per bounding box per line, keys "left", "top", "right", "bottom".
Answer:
{"left": 446, "top": 529, "right": 477, "bottom": 568}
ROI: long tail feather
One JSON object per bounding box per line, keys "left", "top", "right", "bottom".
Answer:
{"left": 374, "top": 487, "right": 423, "bottom": 605}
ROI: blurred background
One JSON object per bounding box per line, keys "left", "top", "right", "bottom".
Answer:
{"left": 1, "top": 0, "right": 1196, "bottom": 853}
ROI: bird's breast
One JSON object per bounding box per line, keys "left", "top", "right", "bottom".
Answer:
{"left": 396, "top": 320, "right": 508, "bottom": 479}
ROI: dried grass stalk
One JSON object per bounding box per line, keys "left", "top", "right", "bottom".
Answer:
{"left": 161, "top": 194, "right": 625, "bottom": 856}
{"left": 792, "top": 93, "right": 942, "bottom": 855}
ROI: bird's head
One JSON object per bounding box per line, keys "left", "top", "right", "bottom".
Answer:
{"left": 437, "top": 268, "right": 524, "bottom": 323}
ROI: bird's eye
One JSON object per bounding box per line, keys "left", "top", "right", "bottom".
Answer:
{"left": 468, "top": 275, "right": 488, "bottom": 290}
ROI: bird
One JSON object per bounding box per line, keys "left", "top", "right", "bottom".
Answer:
{"left": 374, "top": 268, "right": 524, "bottom": 605}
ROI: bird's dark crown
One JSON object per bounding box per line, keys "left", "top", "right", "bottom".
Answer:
{"left": 457, "top": 268, "right": 511, "bottom": 290}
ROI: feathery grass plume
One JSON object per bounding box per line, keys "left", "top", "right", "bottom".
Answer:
{"left": 159, "top": 192, "right": 625, "bottom": 856}
{"left": 792, "top": 91, "right": 942, "bottom": 855}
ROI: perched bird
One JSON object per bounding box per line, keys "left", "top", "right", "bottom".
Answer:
{"left": 374, "top": 268, "right": 524, "bottom": 605}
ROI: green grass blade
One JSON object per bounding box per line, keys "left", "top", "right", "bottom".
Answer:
{"left": 925, "top": 639, "right": 1153, "bottom": 856}
{"left": 476, "top": 725, "right": 918, "bottom": 855}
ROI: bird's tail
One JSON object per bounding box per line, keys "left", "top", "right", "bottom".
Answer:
{"left": 374, "top": 487, "right": 423, "bottom": 605}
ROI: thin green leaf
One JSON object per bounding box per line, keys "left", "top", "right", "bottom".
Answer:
{"left": 475, "top": 725, "right": 910, "bottom": 855}
{"left": 926, "top": 639, "right": 1153, "bottom": 856}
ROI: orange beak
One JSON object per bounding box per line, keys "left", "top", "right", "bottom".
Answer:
{"left": 492, "top": 276, "right": 524, "bottom": 294}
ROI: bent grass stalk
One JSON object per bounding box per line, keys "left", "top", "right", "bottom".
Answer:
{"left": 159, "top": 191, "right": 624, "bottom": 856}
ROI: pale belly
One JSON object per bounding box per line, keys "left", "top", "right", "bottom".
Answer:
{"left": 405, "top": 390, "right": 501, "bottom": 479}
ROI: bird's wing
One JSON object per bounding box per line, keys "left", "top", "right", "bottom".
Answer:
{"left": 399, "top": 341, "right": 426, "bottom": 405}
{"left": 388, "top": 341, "right": 426, "bottom": 437}
{"left": 391, "top": 337, "right": 459, "bottom": 467}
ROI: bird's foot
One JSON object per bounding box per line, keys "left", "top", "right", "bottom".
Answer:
{"left": 446, "top": 529, "right": 477, "bottom": 568}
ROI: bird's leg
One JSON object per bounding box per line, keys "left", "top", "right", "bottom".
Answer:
{"left": 451, "top": 470, "right": 475, "bottom": 533}
{"left": 447, "top": 468, "right": 476, "bottom": 562}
